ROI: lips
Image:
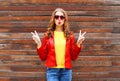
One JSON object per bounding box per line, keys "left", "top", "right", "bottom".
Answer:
{"left": 58, "top": 22, "right": 61, "bottom": 24}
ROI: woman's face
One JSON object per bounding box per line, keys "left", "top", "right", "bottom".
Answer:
{"left": 54, "top": 11, "right": 65, "bottom": 27}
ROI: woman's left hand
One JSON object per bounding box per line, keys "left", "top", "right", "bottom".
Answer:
{"left": 77, "top": 30, "right": 86, "bottom": 47}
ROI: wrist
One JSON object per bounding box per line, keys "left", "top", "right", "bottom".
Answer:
{"left": 77, "top": 43, "right": 81, "bottom": 48}
{"left": 37, "top": 42, "right": 41, "bottom": 49}
{"left": 37, "top": 45, "right": 41, "bottom": 49}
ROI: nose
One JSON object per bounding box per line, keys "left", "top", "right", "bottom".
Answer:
{"left": 58, "top": 17, "right": 61, "bottom": 20}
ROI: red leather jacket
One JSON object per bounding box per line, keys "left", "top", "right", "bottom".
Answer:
{"left": 37, "top": 32, "right": 81, "bottom": 69}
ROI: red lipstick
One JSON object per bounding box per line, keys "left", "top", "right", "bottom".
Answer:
{"left": 58, "top": 22, "right": 61, "bottom": 24}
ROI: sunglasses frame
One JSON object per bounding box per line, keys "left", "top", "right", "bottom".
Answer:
{"left": 54, "top": 15, "right": 65, "bottom": 20}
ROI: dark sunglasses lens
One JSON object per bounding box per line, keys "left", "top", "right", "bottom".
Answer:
{"left": 54, "top": 16, "right": 59, "bottom": 19}
{"left": 54, "top": 15, "right": 65, "bottom": 19}
{"left": 60, "top": 16, "right": 65, "bottom": 19}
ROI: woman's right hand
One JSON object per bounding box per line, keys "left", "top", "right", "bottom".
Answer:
{"left": 31, "top": 30, "right": 41, "bottom": 48}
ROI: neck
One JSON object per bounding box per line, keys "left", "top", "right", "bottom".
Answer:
{"left": 55, "top": 26, "right": 63, "bottom": 32}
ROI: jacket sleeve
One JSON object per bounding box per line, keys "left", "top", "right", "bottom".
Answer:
{"left": 70, "top": 34, "right": 82, "bottom": 61}
{"left": 37, "top": 33, "right": 48, "bottom": 61}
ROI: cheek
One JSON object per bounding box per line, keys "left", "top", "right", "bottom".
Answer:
{"left": 55, "top": 20, "right": 58, "bottom": 25}
{"left": 61, "top": 20, "right": 64, "bottom": 24}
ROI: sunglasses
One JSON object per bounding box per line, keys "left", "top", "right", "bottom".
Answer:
{"left": 54, "top": 15, "right": 65, "bottom": 20}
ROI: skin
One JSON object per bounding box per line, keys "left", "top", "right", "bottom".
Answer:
{"left": 54, "top": 11, "right": 65, "bottom": 31}
{"left": 31, "top": 11, "right": 86, "bottom": 48}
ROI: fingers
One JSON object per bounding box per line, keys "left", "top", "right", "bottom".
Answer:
{"left": 35, "top": 30, "right": 38, "bottom": 36}
{"left": 31, "top": 32, "right": 35, "bottom": 36}
{"left": 81, "top": 32, "right": 86, "bottom": 37}
{"left": 78, "top": 30, "right": 86, "bottom": 41}
{"left": 31, "top": 30, "right": 39, "bottom": 36}
{"left": 31, "top": 30, "right": 39, "bottom": 39}
{"left": 79, "top": 30, "right": 86, "bottom": 37}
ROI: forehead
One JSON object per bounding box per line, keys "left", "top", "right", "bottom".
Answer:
{"left": 55, "top": 11, "right": 64, "bottom": 16}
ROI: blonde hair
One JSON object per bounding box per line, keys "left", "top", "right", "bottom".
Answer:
{"left": 47, "top": 8, "right": 71, "bottom": 38}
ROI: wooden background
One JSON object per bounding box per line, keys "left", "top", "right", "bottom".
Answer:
{"left": 0, "top": 0, "right": 120, "bottom": 81}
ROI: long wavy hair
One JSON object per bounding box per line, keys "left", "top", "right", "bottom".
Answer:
{"left": 47, "top": 8, "right": 72, "bottom": 38}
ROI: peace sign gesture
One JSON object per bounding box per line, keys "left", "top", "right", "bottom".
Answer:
{"left": 77, "top": 30, "right": 86, "bottom": 47}
{"left": 31, "top": 30, "right": 41, "bottom": 48}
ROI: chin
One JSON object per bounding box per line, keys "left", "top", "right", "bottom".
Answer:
{"left": 57, "top": 24, "right": 63, "bottom": 26}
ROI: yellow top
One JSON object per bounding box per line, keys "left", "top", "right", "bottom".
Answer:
{"left": 54, "top": 31, "right": 66, "bottom": 68}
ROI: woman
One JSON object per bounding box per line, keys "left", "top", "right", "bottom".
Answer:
{"left": 31, "top": 8, "right": 86, "bottom": 81}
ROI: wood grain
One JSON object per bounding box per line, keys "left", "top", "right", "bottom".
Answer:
{"left": 0, "top": 0, "right": 120, "bottom": 81}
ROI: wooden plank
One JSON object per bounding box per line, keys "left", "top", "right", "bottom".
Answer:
{"left": 80, "top": 51, "right": 119, "bottom": 56}
{"left": 0, "top": 27, "right": 113, "bottom": 33}
{"left": 72, "top": 72, "right": 107, "bottom": 78}
{"left": 111, "top": 34, "right": 120, "bottom": 40}
{"left": 0, "top": 44, "right": 117, "bottom": 51}
{"left": 0, "top": 44, "right": 35, "bottom": 50}
{"left": 0, "top": 16, "right": 117, "bottom": 22}
{"left": 0, "top": 55, "right": 39, "bottom": 61}
{"left": 0, "top": 39, "right": 33, "bottom": 44}
{"left": 0, "top": 50, "right": 36, "bottom": 55}
{"left": 68, "top": 11, "right": 120, "bottom": 17}
{"left": 0, "top": 55, "right": 112, "bottom": 61}
{"left": 0, "top": 33, "right": 112, "bottom": 39}
{"left": 72, "top": 28, "right": 113, "bottom": 33}
{"left": 113, "top": 27, "right": 120, "bottom": 33}
{"left": 77, "top": 56, "right": 111, "bottom": 61}
{"left": 111, "top": 56, "right": 120, "bottom": 61}
{"left": 84, "top": 39, "right": 111, "bottom": 45}
{"left": 11, "top": 66, "right": 45, "bottom": 72}
{"left": 73, "top": 72, "right": 120, "bottom": 78}
{"left": 10, "top": 0, "right": 82, "bottom": 4}
{"left": 9, "top": 11, "right": 51, "bottom": 16}
{"left": 112, "top": 39, "right": 120, "bottom": 44}
{"left": 95, "top": 72, "right": 120, "bottom": 78}
{"left": 70, "top": 22, "right": 120, "bottom": 28}
{"left": 0, "top": 71, "right": 45, "bottom": 77}
{"left": 0, "top": 78, "right": 10, "bottom": 81}
{"left": 0, "top": 61, "right": 43, "bottom": 66}
{"left": 112, "top": 61, "right": 120, "bottom": 67}
{"left": 10, "top": 77, "right": 45, "bottom": 81}
{"left": 73, "top": 67, "right": 120, "bottom": 72}
{"left": 0, "top": 11, "right": 119, "bottom": 17}
{"left": 0, "top": 49, "right": 118, "bottom": 56}
{"left": 84, "top": 45, "right": 120, "bottom": 51}
{"left": 0, "top": 22, "right": 48, "bottom": 28}
{"left": 72, "top": 78, "right": 120, "bottom": 81}
{"left": 0, "top": 39, "right": 111, "bottom": 45}
{"left": 0, "top": 22, "right": 119, "bottom": 28}
{"left": 73, "top": 61, "right": 112, "bottom": 67}
{"left": 0, "top": 33, "right": 32, "bottom": 39}
{"left": 0, "top": 66, "right": 11, "bottom": 71}
{"left": 0, "top": 1, "right": 10, "bottom": 6}
{"left": 10, "top": 0, "right": 120, "bottom": 5}
{"left": 0, "top": 6, "right": 119, "bottom": 11}
{"left": 0, "top": 27, "right": 46, "bottom": 33}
